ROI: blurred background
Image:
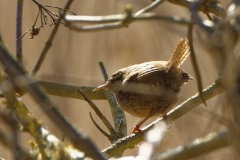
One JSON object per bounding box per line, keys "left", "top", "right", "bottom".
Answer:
{"left": 0, "top": 0, "right": 232, "bottom": 159}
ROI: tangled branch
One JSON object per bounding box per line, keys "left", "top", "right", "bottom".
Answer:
{"left": 17, "top": 0, "right": 76, "bottom": 40}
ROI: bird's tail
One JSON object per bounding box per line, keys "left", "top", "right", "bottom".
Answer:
{"left": 166, "top": 38, "right": 190, "bottom": 69}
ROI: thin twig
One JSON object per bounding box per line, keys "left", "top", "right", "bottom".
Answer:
{"left": 206, "top": 13, "right": 213, "bottom": 21}
{"left": 65, "top": 0, "right": 225, "bottom": 32}
{"left": 98, "top": 62, "right": 127, "bottom": 142}
{"left": 153, "top": 131, "right": 229, "bottom": 160}
{"left": 188, "top": 20, "right": 206, "bottom": 106}
{"left": 77, "top": 88, "right": 116, "bottom": 135}
{"left": 99, "top": 62, "right": 108, "bottom": 81}
{"left": 135, "top": 0, "right": 166, "bottom": 16}
{"left": 65, "top": 13, "right": 191, "bottom": 32}
{"left": 190, "top": 0, "right": 214, "bottom": 33}
{"left": 16, "top": 0, "right": 24, "bottom": 65}
{"left": 89, "top": 112, "right": 112, "bottom": 140}
{"left": 193, "top": 107, "right": 240, "bottom": 132}
{"left": 44, "top": 5, "right": 77, "bottom": 15}
{"left": 17, "top": 8, "right": 42, "bottom": 40}
{"left": 31, "top": 0, "right": 66, "bottom": 27}
{"left": 32, "top": 0, "right": 75, "bottom": 76}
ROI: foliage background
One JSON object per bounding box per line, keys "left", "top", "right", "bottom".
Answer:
{"left": 0, "top": 0, "right": 231, "bottom": 159}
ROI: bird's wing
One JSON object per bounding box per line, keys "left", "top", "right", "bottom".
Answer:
{"left": 137, "top": 67, "right": 164, "bottom": 79}
{"left": 122, "top": 65, "right": 166, "bottom": 85}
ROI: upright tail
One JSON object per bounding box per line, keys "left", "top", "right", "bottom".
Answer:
{"left": 166, "top": 38, "right": 190, "bottom": 69}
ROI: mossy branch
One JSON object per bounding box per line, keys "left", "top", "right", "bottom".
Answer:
{"left": 0, "top": 38, "right": 106, "bottom": 160}
{"left": 102, "top": 76, "right": 225, "bottom": 157}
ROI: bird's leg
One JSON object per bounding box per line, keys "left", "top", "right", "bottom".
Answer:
{"left": 131, "top": 112, "right": 155, "bottom": 134}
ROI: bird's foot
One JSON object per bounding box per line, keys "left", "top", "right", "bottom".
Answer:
{"left": 131, "top": 125, "right": 145, "bottom": 134}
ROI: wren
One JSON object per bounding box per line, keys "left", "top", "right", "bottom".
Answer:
{"left": 95, "top": 39, "right": 193, "bottom": 133}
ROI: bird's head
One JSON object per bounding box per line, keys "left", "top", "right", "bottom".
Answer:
{"left": 93, "top": 70, "right": 124, "bottom": 94}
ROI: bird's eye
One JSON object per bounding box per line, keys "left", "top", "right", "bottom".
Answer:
{"left": 110, "top": 71, "right": 124, "bottom": 81}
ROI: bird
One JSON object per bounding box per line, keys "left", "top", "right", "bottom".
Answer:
{"left": 94, "top": 38, "right": 193, "bottom": 133}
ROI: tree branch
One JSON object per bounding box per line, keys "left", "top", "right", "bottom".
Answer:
{"left": 102, "top": 76, "right": 225, "bottom": 157}
{"left": 65, "top": 0, "right": 225, "bottom": 32}
{"left": 153, "top": 131, "right": 229, "bottom": 160}
{"left": 32, "top": 0, "right": 75, "bottom": 76}
{"left": 0, "top": 38, "right": 106, "bottom": 160}
{"left": 98, "top": 62, "right": 127, "bottom": 143}
{"left": 16, "top": 0, "right": 23, "bottom": 65}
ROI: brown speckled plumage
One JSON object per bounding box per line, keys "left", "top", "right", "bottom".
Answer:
{"left": 95, "top": 39, "right": 193, "bottom": 130}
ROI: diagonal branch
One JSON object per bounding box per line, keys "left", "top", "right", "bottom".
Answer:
{"left": 0, "top": 75, "right": 94, "bottom": 159}
{"left": 98, "top": 62, "right": 127, "bottom": 141}
{"left": 153, "top": 131, "right": 229, "bottom": 160}
{"left": 16, "top": 0, "right": 24, "bottom": 65}
{"left": 89, "top": 112, "right": 112, "bottom": 140}
{"left": 135, "top": 0, "right": 166, "bottom": 16}
{"left": 102, "top": 76, "right": 225, "bottom": 157}
{"left": 77, "top": 88, "right": 116, "bottom": 135}
{"left": 0, "top": 38, "right": 106, "bottom": 160}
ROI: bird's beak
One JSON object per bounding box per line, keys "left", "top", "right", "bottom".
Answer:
{"left": 93, "top": 84, "right": 107, "bottom": 92}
